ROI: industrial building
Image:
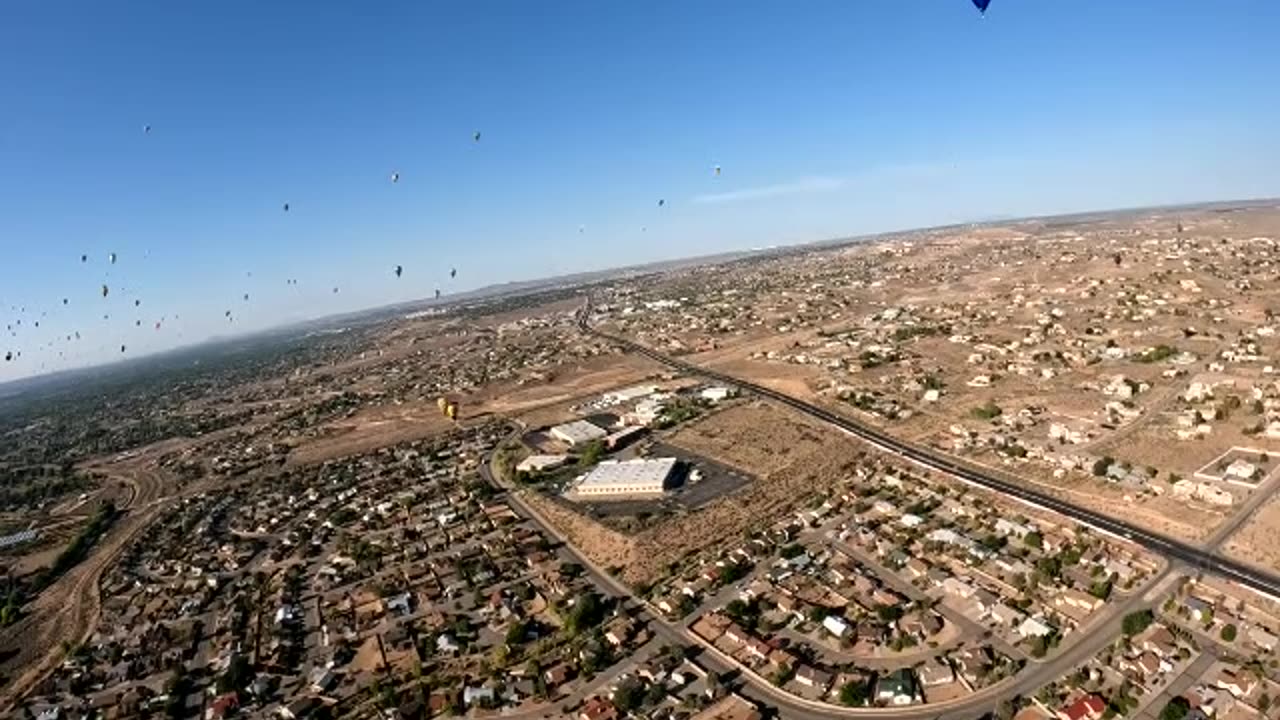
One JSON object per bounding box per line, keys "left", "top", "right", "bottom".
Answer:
{"left": 549, "top": 419, "right": 608, "bottom": 447}
{"left": 574, "top": 457, "right": 679, "bottom": 498}
{"left": 516, "top": 454, "right": 570, "bottom": 474}
{"left": 602, "top": 385, "right": 659, "bottom": 405}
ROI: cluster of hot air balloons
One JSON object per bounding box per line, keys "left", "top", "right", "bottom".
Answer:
{"left": 7, "top": 2, "right": 997, "bottom": 369}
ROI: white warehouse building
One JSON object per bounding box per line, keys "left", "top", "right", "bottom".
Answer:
{"left": 574, "top": 457, "right": 679, "bottom": 498}
{"left": 550, "top": 419, "right": 608, "bottom": 447}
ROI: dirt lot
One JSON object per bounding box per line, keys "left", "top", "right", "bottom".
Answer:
{"left": 530, "top": 400, "right": 870, "bottom": 587}
{"left": 286, "top": 401, "right": 458, "bottom": 466}
{"left": 1223, "top": 496, "right": 1280, "bottom": 572}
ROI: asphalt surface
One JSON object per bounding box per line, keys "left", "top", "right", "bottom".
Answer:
{"left": 577, "top": 310, "right": 1280, "bottom": 603}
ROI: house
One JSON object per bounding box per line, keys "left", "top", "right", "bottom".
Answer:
{"left": 904, "top": 558, "right": 929, "bottom": 579}
{"left": 1215, "top": 669, "right": 1258, "bottom": 699}
{"left": 995, "top": 518, "right": 1033, "bottom": 539}
{"left": 604, "top": 617, "right": 636, "bottom": 647}
{"left": 823, "top": 615, "right": 852, "bottom": 638}
{"left": 1053, "top": 588, "right": 1103, "bottom": 614}
{"left": 544, "top": 663, "right": 575, "bottom": 687}
{"left": 579, "top": 697, "right": 619, "bottom": 720}
{"left": 987, "top": 603, "right": 1025, "bottom": 627}
{"left": 1017, "top": 617, "right": 1054, "bottom": 639}
{"left": 1185, "top": 596, "right": 1213, "bottom": 622}
{"left": 1137, "top": 651, "right": 1171, "bottom": 676}
{"left": 436, "top": 633, "right": 461, "bottom": 654}
{"left": 385, "top": 591, "right": 413, "bottom": 617}
{"left": 205, "top": 693, "right": 239, "bottom": 720}
{"left": 1225, "top": 460, "right": 1257, "bottom": 481}
{"left": 309, "top": 667, "right": 337, "bottom": 693}
{"left": 795, "top": 664, "right": 833, "bottom": 691}
{"left": 689, "top": 694, "right": 763, "bottom": 720}
{"left": 917, "top": 658, "right": 955, "bottom": 687}
{"left": 1140, "top": 625, "right": 1178, "bottom": 658}
{"left": 278, "top": 697, "right": 322, "bottom": 720}
{"left": 701, "top": 386, "right": 735, "bottom": 402}
{"left": 876, "top": 668, "right": 919, "bottom": 705}
{"left": 941, "top": 577, "right": 976, "bottom": 599}
{"left": 1057, "top": 694, "right": 1106, "bottom": 720}
{"left": 463, "top": 686, "right": 496, "bottom": 707}
{"left": 1248, "top": 626, "right": 1278, "bottom": 651}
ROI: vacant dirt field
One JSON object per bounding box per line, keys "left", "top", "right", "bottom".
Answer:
{"left": 668, "top": 401, "right": 847, "bottom": 478}
{"left": 286, "top": 402, "right": 457, "bottom": 466}
{"left": 1223, "top": 496, "right": 1280, "bottom": 573}
{"left": 478, "top": 353, "right": 665, "bottom": 417}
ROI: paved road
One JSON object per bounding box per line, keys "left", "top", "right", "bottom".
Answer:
{"left": 577, "top": 308, "right": 1280, "bottom": 603}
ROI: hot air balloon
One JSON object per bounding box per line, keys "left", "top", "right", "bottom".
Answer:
{"left": 283, "top": 203, "right": 290, "bottom": 212}
{"left": 243, "top": 293, "right": 249, "bottom": 301}
{"left": 120, "top": 344, "right": 127, "bottom": 353}
{"left": 395, "top": 265, "right": 403, "bottom": 278}
{"left": 333, "top": 287, "right": 339, "bottom": 294}
{"left": 4, "top": 351, "right": 10, "bottom": 362}
{"left": 144, "top": 124, "right": 152, "bottom": 134}
{"left": 62, "top": 298, "right": 68, "bottom": 305}
{"left": 437, "top": 397, "right": 448, "bottom": 413}
{"left": 658, "top": 199, "right": 665, "bottom": 207}
{"left": 134, "top": 299, "right": 141, "bottom": 307}
{"left": 101, "top": 284, "right": 110, "bottom": 298}
{"left": 446, "top": 402, "right": 458, "bottom": 421}
{"left": 473, "top": 131, "right": 481, "bottom": 143}
{"left": 714, "top": 165, "right": 721, "bottom": 177}
{"left": 435, "top": 289, "right": 441, "bottom": 299}
{"left": 972, "top": 0, "right": 991, "bottom": 12}
{"left": 391, "top": 171, "right": 400, "bottom": 183}
{"left": 450, "top": 268, "right": 457, "bottom": 279}
{"left": 109, "top": 252, "right": 117, "bottom": 264}
{"left": 81, "top": 254, "right": 88, "bottom": 263}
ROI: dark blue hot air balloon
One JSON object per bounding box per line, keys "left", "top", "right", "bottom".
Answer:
{"left": 973, "top": 0, "right": 991, "bottom": 12}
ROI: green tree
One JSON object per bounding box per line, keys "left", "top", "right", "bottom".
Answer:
{"left": 1090, "top": 580, "right": 1114, "bottom": 601}
{"left": 613, "top": 679, "right": 643, "bottom": 713}
{"left": 876, "top": 604, "right": 904, "bottom": 622}
{"left": 1122, "top": 609, "right": 1154, "bottom": 636}
{"left": 779, "top": 544, "right": 805, "bottom": 560}
{"left": 578, "top": 440, "right": 606, "bottom": 467}
{"left": 839, "top": 680, "right": 870, "bottom": 706}
{"left": 1220, "top": 624, "right": 1237, "bottom": 642}
{"left": 1023, "top": 531, "right": 1043, "bottom": 549}
{"left": 566, "top": 592, "right": 605, "bottom": 634}
{"left": 1159, "top": 697, "right": 1190, "bottom": 720}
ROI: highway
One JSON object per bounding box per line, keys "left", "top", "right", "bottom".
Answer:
{"left": 577, "top": 309, "right": 1280, "bottom": 603}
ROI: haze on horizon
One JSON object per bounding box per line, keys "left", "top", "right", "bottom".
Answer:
{"left": 3, "top": 0, "right": 1279, "bottom": 382}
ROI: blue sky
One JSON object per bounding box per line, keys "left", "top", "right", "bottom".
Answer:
{"left": 2, "top": 1, "right": 1279, "bottom": 380}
